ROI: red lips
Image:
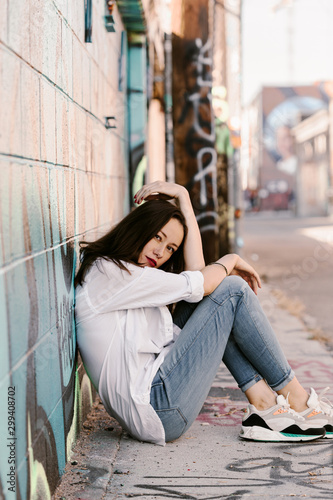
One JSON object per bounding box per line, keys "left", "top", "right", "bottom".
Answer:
{"left": 146, "top": 257, "right": 157, "bottom": 267}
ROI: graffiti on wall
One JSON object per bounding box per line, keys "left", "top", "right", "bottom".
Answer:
{"left": 258, "top": 86, "right": 329, "bottom": 211}
{"left": 173, "top": 35, "right": 217, "bottom": 263}
{"left": 0, "top": 164, "right": 95, "bottom": 499}
{"left": 0, "top": 0, "right": 131, "bottom": 497}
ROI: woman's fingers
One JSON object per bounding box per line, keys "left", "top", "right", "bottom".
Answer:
{"left": 134, "top": 181, "right": 185, "bottom": 204}
{"left": 145, "top": 193, "right": 173, "bottom": 201}
{"left": 253, "top": 271, "right": 262, "bottom": 289}
{"left": 135, "top": 182, "right": 168, "bottom": 203}
{"left": 134, "top": 185, "right": 152, "bottom": 203}
{"left": 247, "top": 271, "right": 260, "bottom": 295}
{"left": 236, "top": 259, "right": 262, "bottom": 291}
{"left": 251, "top": 276, "right": 258, "bottom": 295}
{"left": 230, "top": 267, "right": 261, "bottom": 295}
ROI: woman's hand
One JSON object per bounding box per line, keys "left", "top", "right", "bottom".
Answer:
{"left": 134, "top": 181, "right": 188, "bottom": 205}
{"left": 228, "top": 256, "right": 262, "bottom": 295}
{"left": 201, "top": 254, "right": 261, "bottom": 296}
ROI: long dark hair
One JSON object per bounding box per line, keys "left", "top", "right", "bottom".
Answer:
{"left": 74, "top": 200, "right": 188, "bottom": 287}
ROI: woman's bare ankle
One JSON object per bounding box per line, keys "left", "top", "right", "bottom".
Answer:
{"left": 245, "top": 380, "right": 276, "bottom": 411}
{"left": 286, "top": 393, "right": 308, "bottom": 412}
{"left": 253, "top": 395, "right": 277, "bottom": 411}
{"left": 277, "top": 377, "right": 309, "bottom": 412}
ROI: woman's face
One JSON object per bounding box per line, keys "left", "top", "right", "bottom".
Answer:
{"left": 138, "top": 218, "right": 184, "bottom": 269}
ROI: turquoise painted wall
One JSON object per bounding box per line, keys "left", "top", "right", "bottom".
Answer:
{"left": 0, "top": 164, "right": 79, "bottom": 498}
{"left": 127, "top": 39, "right": 148, "bottom": 199}
{"left": 0, "top": 1, "right": 130, "bottom": 498}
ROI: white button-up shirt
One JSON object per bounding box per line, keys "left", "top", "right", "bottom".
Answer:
{"left": 75, "top": 259, "right": 204, "bottom": 445}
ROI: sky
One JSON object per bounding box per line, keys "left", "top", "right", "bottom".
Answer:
{"left": 242, "top": 0, "right": 333, "bottom": 105}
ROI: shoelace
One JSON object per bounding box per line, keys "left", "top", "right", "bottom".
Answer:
{"left": 282, "top": 393, "right": 305, "bottom": 420}
{"left": 317, "top": 387, "right": 333, "bottom": 417}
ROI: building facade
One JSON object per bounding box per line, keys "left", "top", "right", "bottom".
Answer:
{"left": 293, "top": 108, "right": 331, "bottom": 216}
{"left": 242, "top": 85, "right": 331, "bottom": 214}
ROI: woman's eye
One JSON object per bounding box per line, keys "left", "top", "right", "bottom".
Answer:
{"left": 167, "top": 246, "right": 175, "bottom": 254}
{"left": 155, "top": 234, "right": 161, "bottom": 241}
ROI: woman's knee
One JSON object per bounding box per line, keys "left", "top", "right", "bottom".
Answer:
{"left": 225, "top": 275, "right": 246, "bottom": 290}
{"left": 211, "top": 275, "right": 246, "bottom": 299}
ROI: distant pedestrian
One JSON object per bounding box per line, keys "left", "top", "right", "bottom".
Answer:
{"left": 75, "top": 181, "right": 332, "bottom": 445}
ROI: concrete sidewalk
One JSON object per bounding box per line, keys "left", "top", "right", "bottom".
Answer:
{"left": 53, "top": 285, "right": 333, "bottom": 500}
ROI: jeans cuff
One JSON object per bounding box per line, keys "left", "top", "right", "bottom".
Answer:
{"left": 239, "top": 373, "right": 263, "bottom": 392}
{"left": 270, "top": 369, "right": 295, "bottom": 392}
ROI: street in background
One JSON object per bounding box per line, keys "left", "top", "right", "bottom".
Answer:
{"left": 242, "top": 213, "right": 333, "bottom": 348}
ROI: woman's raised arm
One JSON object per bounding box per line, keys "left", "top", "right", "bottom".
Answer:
{"left": 134, "top": 181, "right": 205, "bottom": 271}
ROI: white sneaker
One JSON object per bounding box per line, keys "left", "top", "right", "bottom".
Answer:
{"left": 240, "top": 394, "right": 325, "bottom": 442}
{"left": 298, "top": 388, "right": 333, "bottom": 439}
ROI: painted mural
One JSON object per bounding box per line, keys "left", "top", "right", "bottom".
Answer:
{"left": 173, "top": 35, "right": 218, "bottom": 262}
{"left": 259, "top": 86, "right": 329, "bottom": 211}
{"left": 0, "top": 1, "right": 131, "bottom": 498}
{"left": 0, "top": 163, "right": 98, "bottom": 499}
{"left": 172, "top": 0, "right": 218, "bottom": 263}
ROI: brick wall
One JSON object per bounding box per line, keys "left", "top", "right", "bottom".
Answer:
{"left": 0, "top": 1, "right": 129, "bottom": 498}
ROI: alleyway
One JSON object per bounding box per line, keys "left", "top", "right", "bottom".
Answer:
{"left": 242, "top": 213, "right": 333, "bottom": 348}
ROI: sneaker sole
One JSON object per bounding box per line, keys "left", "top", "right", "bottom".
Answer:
{"left": 239, "top": 425, "right": 325, "bottom": 442}
{"left": 322, "top": 432, "right": 333, "bottom": 439}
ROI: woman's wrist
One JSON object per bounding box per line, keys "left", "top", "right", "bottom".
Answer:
{"left": 207, "top": 262, "right": 228, "bottom": 276}
{"left": 217, "top": 254, "right": 238, "bottom": 274}
{"left": 177, "top": 187, "right": 190, "bottom": 204}
{"left": 177, "top": 190, "right": 194, "bottom": 214}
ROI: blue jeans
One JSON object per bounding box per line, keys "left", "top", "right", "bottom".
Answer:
{"left": 150, "top": 276, "right": 295, "bottom": 442}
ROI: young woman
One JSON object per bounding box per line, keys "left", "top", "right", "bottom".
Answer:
{"left": 75, "top": 181, "right": 332, "bottom": 445}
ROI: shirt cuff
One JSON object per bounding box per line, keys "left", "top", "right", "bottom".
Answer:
{"left": 181, "top": 270, "right": 204, "bottom": 303}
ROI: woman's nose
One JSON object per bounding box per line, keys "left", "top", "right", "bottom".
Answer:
{"left": 153, "top": 245, "right": 163, "bottom": 258}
